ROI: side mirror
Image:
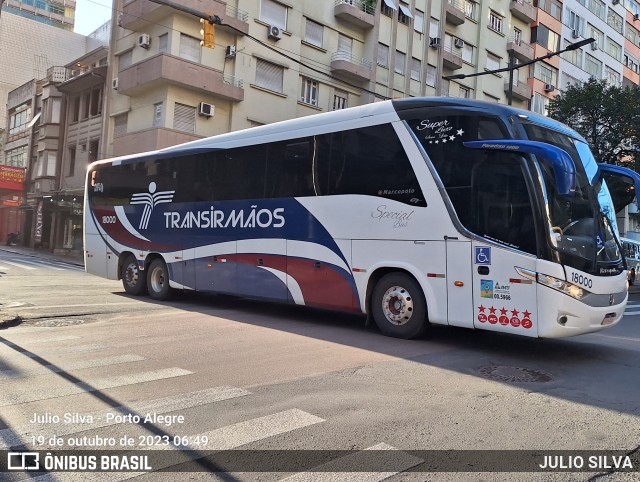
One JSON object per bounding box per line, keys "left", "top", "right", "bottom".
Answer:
{"left": 463, "top": 140, "right": 576, "bottom": 196}
{"left": 597, "top": 163, "right": 640, "bottom": 212}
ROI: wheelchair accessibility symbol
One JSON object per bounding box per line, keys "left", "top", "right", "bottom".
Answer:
{"left": 475, "top": 247, "right": 491, "bottom": 265}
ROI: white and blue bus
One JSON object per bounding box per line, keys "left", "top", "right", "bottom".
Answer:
{"left": 84, "top": 98, "right": 640, "bottom": 339}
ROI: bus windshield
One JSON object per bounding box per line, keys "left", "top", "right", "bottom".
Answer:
{"left": 523, "top": 124, "right": 622, "bottom": 275}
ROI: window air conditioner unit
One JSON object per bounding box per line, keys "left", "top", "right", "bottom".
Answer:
{"left": 199, "top": 102, "right": 214, "bottom": 117}
{"left": 544, "top": 83, "right": 555, "bottom": 92}
{"left": 225, "top": 45, "right": 237, "bottom": 59}
{"left": 612, "top": 0, "right": 619, "bottom": 4}
{"left": 112, "top": 77, "right": 119, "bottom": 90}
{"left": 137, "top": 33, "right": 151, "bottom": 49}
{"left": 429, "top": 37, "right": 441, "bottom": 48}
{"left": 572, "top": 29, "right": 579, "bottom": 39}
{"left": 635, "top": 13, "right": 640, "bottom": 20}
{"left": 454, "top": 38, "right": 465, "bottom": 48}
{"left": 591, "top": 42, "right": 598, "bottom": 50}
{"left": 268, "top": 25, "right": 282, "bottom": 40}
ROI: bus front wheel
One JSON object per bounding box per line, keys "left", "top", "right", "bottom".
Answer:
{"left": 371, "top": 273, "right": 428, "bottom": 339}
{"left": 121, "top": 254, "right": 147, "bottom": 296}
{"left": 147, "top": 258, "right": 172, "bottom": 301}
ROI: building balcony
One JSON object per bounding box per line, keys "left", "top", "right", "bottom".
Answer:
{"left": 507, "top": 38, "right": 534, "bottom": 62}
{"left": 504, "top": 80, "right": 532, "bottom": 101}
{"left": 330, "top": 52, "right": 372, "bottom": 82}
{"left": 442, "top": 45, "right": 463, "bottom": 70}
{"left": 117, "top": 53, "right": 244, "bottom": 102}
{"left": 113, "top": 127, "right": 201, "bottom": 158}
{"left": 445, "top": 0, "right": 466, "bottom": 26}
{"left": 334, "top": 0, "right": 375, "bottom": 29}
{"left": 510, "top": 0, "right": 536, "bottom": 24}
{"left": 120, "top": 0, "right": 249, "bottom": 36}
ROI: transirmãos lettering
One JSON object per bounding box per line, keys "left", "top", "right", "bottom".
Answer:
{"left": 164, "top": 206, "right": 285, "bottom": 229}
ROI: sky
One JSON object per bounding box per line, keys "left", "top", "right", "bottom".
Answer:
{"left": 74, "top": 0, "right": 113, "bottom": 35}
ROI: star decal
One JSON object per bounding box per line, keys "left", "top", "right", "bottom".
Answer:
{"left": 449, "top": 135, "right": 456, "bottom": 141}
{"left": 522, "top": 310, "right": 531, "bottom": 318}
{"left": 489, "top": 306, "right": 497, "bottom": 314}
{"left": 457, "top": 129, "right": 464, "bottom": 136}
{"left": 434, "top": 140, "right": 439, "bottom": 144}
{"left": 511, "top": 309, "right": 519, "bottom": 317}
{"left": 478, "top": 305, "right": 486, "bottom": 313}
{"left": 500, "top": 307, "right": 508, "bottom": 316}
{"left": 442, "top": 138, "right": 448, "bottom": 143}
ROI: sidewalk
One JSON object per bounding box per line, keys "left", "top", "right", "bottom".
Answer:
{"left": 0, "top": 245, "right": 84, "bottom": 267}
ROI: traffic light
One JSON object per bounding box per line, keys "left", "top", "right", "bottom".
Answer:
{"left": 200, "top": 17, "right": 215, "bottom": 48}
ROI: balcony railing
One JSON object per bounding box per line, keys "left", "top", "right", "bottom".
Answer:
{"left": 334, "top": 0, "right": 375, "bottom": 16}
{"left": 331, "top": 52, "right": 373, "bottom": 69}
{"left": 446, "top": 0, "right": 466, "bottom": 26}
{"left": 223, "top": 74, "right": 243, "bottom": 89}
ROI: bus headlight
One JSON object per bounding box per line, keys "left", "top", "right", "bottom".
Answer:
{"left": 537, "top": 273, "right": 587, "bottom": 300}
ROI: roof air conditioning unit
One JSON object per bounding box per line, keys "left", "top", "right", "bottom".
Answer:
{"left": 112, "top": 77, "right": 119, "bottom": 90}
{"left": 225, "top": 45, "right": 237, "bottom": 59}
{"left": 591, "top": 42, "right": 598, "bottom": 50}
{"left": 572, "top": 29, "right": 579, "bottom": 39}
{"left": 544, "top": 83, "right": 555, "bottom": 92}
{"left": 268, "top": 25, "right": 282, "bottom": 40}
{"left": 429, "top": 37, "right": 441, "bottom": 48}
{"left": 454, "top": 38, "right": 465, "bottom": 48}
{"left": 199, "top": 102, "right": 214, "bottom": 117}
{"left": 138, "top": 33, "right": 151, "bottom": 49}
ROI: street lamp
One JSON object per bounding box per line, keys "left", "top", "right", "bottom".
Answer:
{"left": 443, "top": 38, "right": 595, "bottom": 105}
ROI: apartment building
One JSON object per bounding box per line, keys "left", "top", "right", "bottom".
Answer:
{"left": 1, "top": 0, "right": 75, "bottom": 30}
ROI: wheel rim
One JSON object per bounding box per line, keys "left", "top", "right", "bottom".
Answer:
{"left": 124, "top": 263, "right": 139, "bottom": 288}
{"left": 150, "top": 266, "right": 166, "bottom": 293}
{"left": 381, "top": 285, "right": 413, "bottom": 325}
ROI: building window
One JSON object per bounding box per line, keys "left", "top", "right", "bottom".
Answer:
{"left": 5, "top": 146, "right": 28, "bottom": 168}
{"left": 567, "top": 9, "right": 583, "bottom": 36}
{"left": 607, "top": 8, "right": 623, "bottom": 34}
{"left": 300, "top": 77, "right": 318, "bottom": 106}
{"left": 587, "top": 24, "right": 604, "bottom": 50}
{"left": 485, "top": 52, "right": 501, "bottom": 71}
{"left": 88, "top": 139, "right": 99, "bottom": 163}
{"left": 625, "top": 23, "right": 640, "bottom": 45}
{"left": 333, "top": 90, "right": 348, "bottom": 110}
{"left": 304, "top": 19, "right": 323, "bottom": 48}
{"left": 513, "top": 27, "right": 522, "bottom": 45}
{"left": 395, "top": 50, "right": 406, "bottom": 75}
{"left": 462, "top": 43, "right": 474, "bottom": 64}
{"left": 260, "top": 0, "right": 287, "bottom": 30}
{"left": 118, "top": 50, "right": 133, "bottom": 70}
{"left": 429, "top": 17, "right": 439, "bottom": 38}
{"left": 587, "top": 0, "right": 606, "bottom": 21}
{"left": 398, "top": 2, "right": 412, "bottom": 24}
{"left": 411, "top": 57, "right": 421, "bottom": 81}
{"left": 605, "top": 66, "right": 620, "bottom": 85}
{"left": 426, "top": 64, "right": 436, "bottom": 87}
{"left": 82, "top": 92, "right": 91, "bottom": 120}
{"left": 533, "top": 62, "right": 557, "bottom": 85}
{"left": 459, "top": 85, "right": 471, "bottom": 98}
{"left": 414, "top": 10, "right": 424, "bottom": 33}
{"left": 180, "top": 34, "right": 200, "bottom": 63}
{"left": 67, "top": 146, "right": 76, "bottom": 177}
{"left": 381, "top": 0, "right": 395, "bottom": 17}
{"left": 90, "top": 88, "right": 102, "bottom": 117}
{"left": 114, "top": 113, "right": 128, "bottom": 137}
{"left": 534, "top": 0, "right": 562, "bottom": 20}
{"left": 605, "top": 37, "right": 622, "bottom": 62}
{"left": 152, "top": 102, "right": 163, "bottom": 127}
{"left": 377, "top": 43, "right": 389, "bottom": 68}
{"left": 71, "top": 96, "right": 80, "bottom": 123}
{"left": 585, "top": 53, "right": 602, "bottom": 79}
{"left": 489, "top": 10, "right": 503, "bottom": 34}
{"left": 173, "top": 103, "right": 196, "bottom": 134}
{"left": 532, "top": 24, "right": 560, "bottom": 51}
{"left": 465, "top": 1, "right": 477, "bottom": 20}
{"left": 159, "top": 33, "right": 169, "bottom": 53}
{"left": 562, "top": 40, "right": 582, "bottom": 67}
{"left": 8, "top": 106, "right": 32, "bottom": 135}
{"left": 255, "top": 59, "right": 284, "bottom": 93}
{"left": 532, "top": 93, "right": 549, "bottom": 115}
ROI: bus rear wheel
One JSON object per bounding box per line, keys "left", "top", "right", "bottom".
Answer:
{"left": 147, "top": 258, "right": 172, "bottom": 301}
{"left": 371, "top": 273, "right": 428, "bottom": 339}
{"left": 121, "top": 254, "right": 147, "bottom": 296}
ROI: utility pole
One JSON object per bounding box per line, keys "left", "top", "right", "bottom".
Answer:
{"left": 444, "top": 38, "right": 595, "bottom": 105}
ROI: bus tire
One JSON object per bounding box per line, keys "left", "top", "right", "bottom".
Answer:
{"left": 371, "top": 273, "right": 428, "bottom": 339}
{"left": 121, "top": 254, "right": 147, "bottom": 296}
{"left": 147, "top": 258, "right": 172, "bottom": 301}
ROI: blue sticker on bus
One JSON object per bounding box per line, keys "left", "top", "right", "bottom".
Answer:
{"left": 475, "top": 247, "right": 491, "bottom": 265}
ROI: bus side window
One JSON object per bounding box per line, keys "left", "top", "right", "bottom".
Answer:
{"left": 265, "top": 139, "right": 315, "bottom": 198}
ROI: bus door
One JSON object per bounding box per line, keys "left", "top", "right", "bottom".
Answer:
{"left": 445, "top": 238, "right": 474, "bottom": 328}
{"left": 472, "top": 242, "right": 538, "bottom": 336}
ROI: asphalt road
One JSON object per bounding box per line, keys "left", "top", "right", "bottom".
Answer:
{"left": 0, "top": 248, "right": 639, "bottom": 482}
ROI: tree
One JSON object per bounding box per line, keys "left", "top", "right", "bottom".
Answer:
{"left": 547, "top": 79, "right": 640, "bottom": 169}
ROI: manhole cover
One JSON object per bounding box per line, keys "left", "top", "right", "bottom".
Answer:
{"left": 478, "top": 365, "right": 554, "bottom": 383}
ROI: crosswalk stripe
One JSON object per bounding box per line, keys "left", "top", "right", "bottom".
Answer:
{"left": 0, "top": 343, "right": 110, "bottom": 358}
{"left": 9, "top": 335, "right": 82, "bottom": 345}
{"left": 280, "top": 443, "right": 424, "bottom": 482}
{"left": 3, "top": 260, "right": 36, "bottom": 270}
{"left": 0, "top": 354, "right": 145, "bottom": 380}
{"left": 0, "top": 367, "right": 193, "bottom": 407}
{"left": 0, "top": 386, "right": 250, "bottom": 450}
{"left": 624, "top": 310, "right": 640, "bottom": 315}
{"left": 12, "top": 258, "right": 65, "bottom": 270}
